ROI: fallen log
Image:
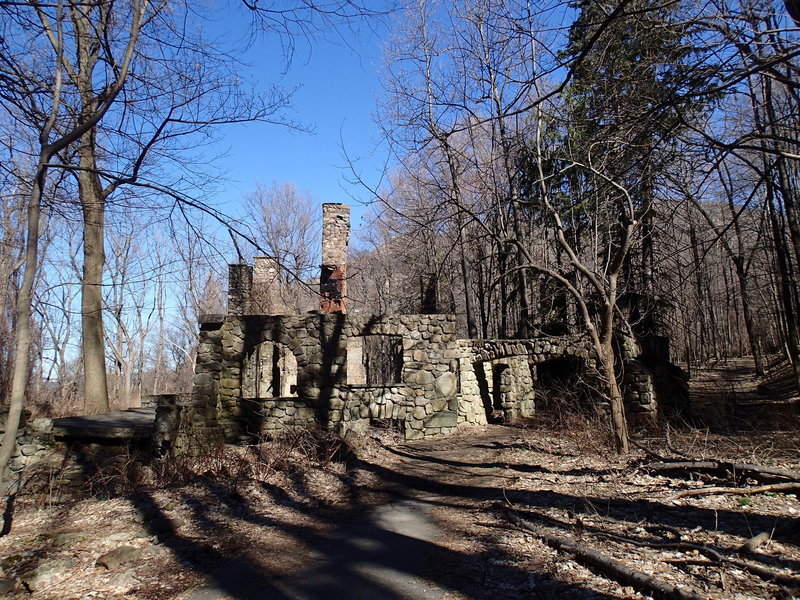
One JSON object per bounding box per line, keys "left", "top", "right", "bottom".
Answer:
{"left": 506, "top": 511, "right": 706, "bottom": 600}
{"left": 597, "top": 533, "right": 800, "bottom": 588}
{"left": 645, "top": 460, "right": 800, "bottom": 483}
{"left": 668, "top": 482, "right": 800, "bottom": 501}
{"left": 509, "top": 506, "right": 800, "bottom": 590}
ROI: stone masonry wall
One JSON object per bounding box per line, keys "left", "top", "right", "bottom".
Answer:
{"left": 251, "top": 256, "right": 287, "bottom": 315}
{"left": 321, "top": 203, "right": 350, "bottom": 266}
{"left": 176, "top": 310, "right": 461, "bottom": 444}
{"left": 175, "top": 313, "right": 666, "bottom": 450}
{"left": 457, "top": 335, "right": 598, "bottom": 426}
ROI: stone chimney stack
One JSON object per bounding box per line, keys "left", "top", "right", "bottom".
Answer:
{"left": 320, "top": 203, "right": 350, "bottom": 313}
{"left": 251, "top": 256, "right": 282, "bottom": 315}
{"left": 228, "top": 263, "right": 253, "bottom": 316}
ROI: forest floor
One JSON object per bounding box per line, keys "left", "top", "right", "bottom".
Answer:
{"left": 1, "top": 358, "right": 799, "bottom": 599}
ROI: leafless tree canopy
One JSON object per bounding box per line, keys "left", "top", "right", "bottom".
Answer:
{"left": 0, "top": 0, "right": 799, "bottom": 461}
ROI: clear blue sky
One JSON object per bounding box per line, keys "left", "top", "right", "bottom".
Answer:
{"left": 208, "top": 7, "right": 392, "bottom": 243}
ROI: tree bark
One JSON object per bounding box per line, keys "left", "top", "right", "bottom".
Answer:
{"left": 600, "top": 338, "right": 629, "bottom": 453}
{"left": 78, "top": 127, "right": 110, "bottom": 414}
{"left": 0, "top": 161, "right": 46, "bottom": 480}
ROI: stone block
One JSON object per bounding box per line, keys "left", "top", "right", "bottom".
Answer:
{"left": 220, "top": 378, "right": 239, "bottom": 389}
{"left": 431, "top": 398, "right": 447, "bottom": 412}
{"left": 415, "top": 370, "right": 434, "bottom": 385}
{"left": 423, "top": 410, "right": 458, "bottom": 428}
{"left": 434, "top": 372, "right": 457, "bottom": 397}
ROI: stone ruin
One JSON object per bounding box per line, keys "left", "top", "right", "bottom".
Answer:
{"left": 3, "top": 202, "right": 689, "bottom": 479}
{"left": 152, "top": 203, "right": 688, "bottom": 454}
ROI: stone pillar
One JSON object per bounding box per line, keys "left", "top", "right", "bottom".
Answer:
{"left": 252, "top": 256, "right": 281, "bottom": 315}
{"left": 228, "top": 264, "right": 253, "bottom": 316}
{"left": 320, "top": 203, "right": 350, "bottom": 313}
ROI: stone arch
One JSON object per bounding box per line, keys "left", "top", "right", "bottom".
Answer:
{"left": 237, "top": 314, "right": 317, "bottom": 403}
{"left": 458, "top": 336, "right": 599, "bottom": 425}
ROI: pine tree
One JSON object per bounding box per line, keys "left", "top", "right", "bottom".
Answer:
{"left": 559, "top": 0, "right": 707, "bottom": 338}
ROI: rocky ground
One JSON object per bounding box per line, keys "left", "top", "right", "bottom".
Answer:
{"left": 1, "top": 360, "right": 799, "bottom": 599}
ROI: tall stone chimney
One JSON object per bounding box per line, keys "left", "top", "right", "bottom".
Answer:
{"left": 251, "top": 256, "right": 283, "bottom": 315}
{"left": 320, "top": 203, "right": 350, "bottom": 313}
{"left": 228, "top": 263, "right": 253, "bottom": 316}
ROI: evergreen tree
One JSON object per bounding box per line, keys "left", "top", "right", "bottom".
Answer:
{"left": 558, "top": 0, "right": 708, "bottom": 337}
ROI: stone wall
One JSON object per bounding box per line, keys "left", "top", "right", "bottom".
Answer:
{"left": 321, "top": 203, "right": 350, "bottom": 267}
{"left": 171, "top": 309, "right": 461, "bottom": 447}
{"left": 251, "top": 256, "right": 287, "bottom": 315}
{"left": 0, "top": 409, "right": 53, "bottom": 478}
{"left": 457, "top": 335, "right": 598, "bottom": 426}
{"left": 617, "top": 335, "right": 689, "bottom": 424}
{"left": 162, "top": 210, "right": 682, "bottom": 451}
{"left": 617, "top": 335, "right": 660, "bottom": 427}
{"left": 169, "top": 303, "right": 676, "bottom": 451}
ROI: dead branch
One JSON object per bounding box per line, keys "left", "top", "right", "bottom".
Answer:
{"left": 595, "top": 531, "right": 800, "bottom": 587}
{"left": 630, "top": 438, "right": 670, "bottom": 461}
{"left": 645, "top": 460, "right": 800, "bottom": 483}
{"left": 740, "top": 531, "right": 771, "bottom": 553}
{"left": 668, "top": 482, "right": 800, "bottom": 500}
{"left": 506, "top": 511, "right": 706, "bottom": 600}
{"left": 510, "top": 506, "right": 800, "bottom": 589}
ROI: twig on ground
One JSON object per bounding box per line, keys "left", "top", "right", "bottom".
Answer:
{"left": 740, "top": 531, "right": 771, "bottom": 553}
{"left": 506, "top": 503, "right": 800, "bottom": 590}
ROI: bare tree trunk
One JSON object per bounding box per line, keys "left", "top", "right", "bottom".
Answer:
{"left": 0, "top": 162, "right": 45, "bottom": 479}
{"left": 688, "top": 222, "right": 709, "bottom": 360}
{"left": 457, "top": 214, "right": 479, "bottom": 338}
{"left": 602, "top": 343, "right": 630, "bottom": 454}
{"left": 765, "top": 180, "right": 800, "bottom": 388}
{"left": 734, "top": 257, "right": 765, "bottom": 374}
{"left": 78, "top": 128, "right": 110, "bottom": 414}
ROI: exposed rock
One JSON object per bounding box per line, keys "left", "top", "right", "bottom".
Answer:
{"left": 0, "top": 578, "right": 16, "bottom": 595}
{"left": 96, "top": 545, "right": 145, "bottom": 570}
{"left": 48, "top": 532, "right": 87, "bottom": 548}
{"left": 108, "top": 569, "right": 139, "bottom": 593}
{"left": 21, "top": 557, "right": 74, "bottom": 591}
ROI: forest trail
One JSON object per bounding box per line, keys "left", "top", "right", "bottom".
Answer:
{"left": 183, "top": 430, "right": 523, "bottom": 600}
{"left": 3, "top": 404, "right": 800, "bottom": 599}
{"left": 181, "top": 422, "right": 800, "bottom": 600}
{"left": 689, "top": 356, "right": 799, "bottom": 431}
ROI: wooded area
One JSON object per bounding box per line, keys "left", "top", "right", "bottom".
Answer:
{"left": 350, "top": 0, "right": 800, "bottom": 450}
{"left": 1, "top": 0, "right": 799, "bottom": 464}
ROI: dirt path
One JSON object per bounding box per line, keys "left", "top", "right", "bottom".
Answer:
{"left": 2, "top": 424, "right": 800, "bottom": 599}
{"left": 183, "top": 424, "right": 800, "bottom": 600}
{"left": 185, "top": 497, "right": 444, "bottom": 600}
{"left": 690, "top": 356, "right": 799, "bottom": 430}
{"left": 182, "top": 431, "right": 519, "bottom": 600}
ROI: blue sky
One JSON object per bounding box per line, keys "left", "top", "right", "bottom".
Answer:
{"left": 208, "top": 8, "right": 392, "bottom": 244}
